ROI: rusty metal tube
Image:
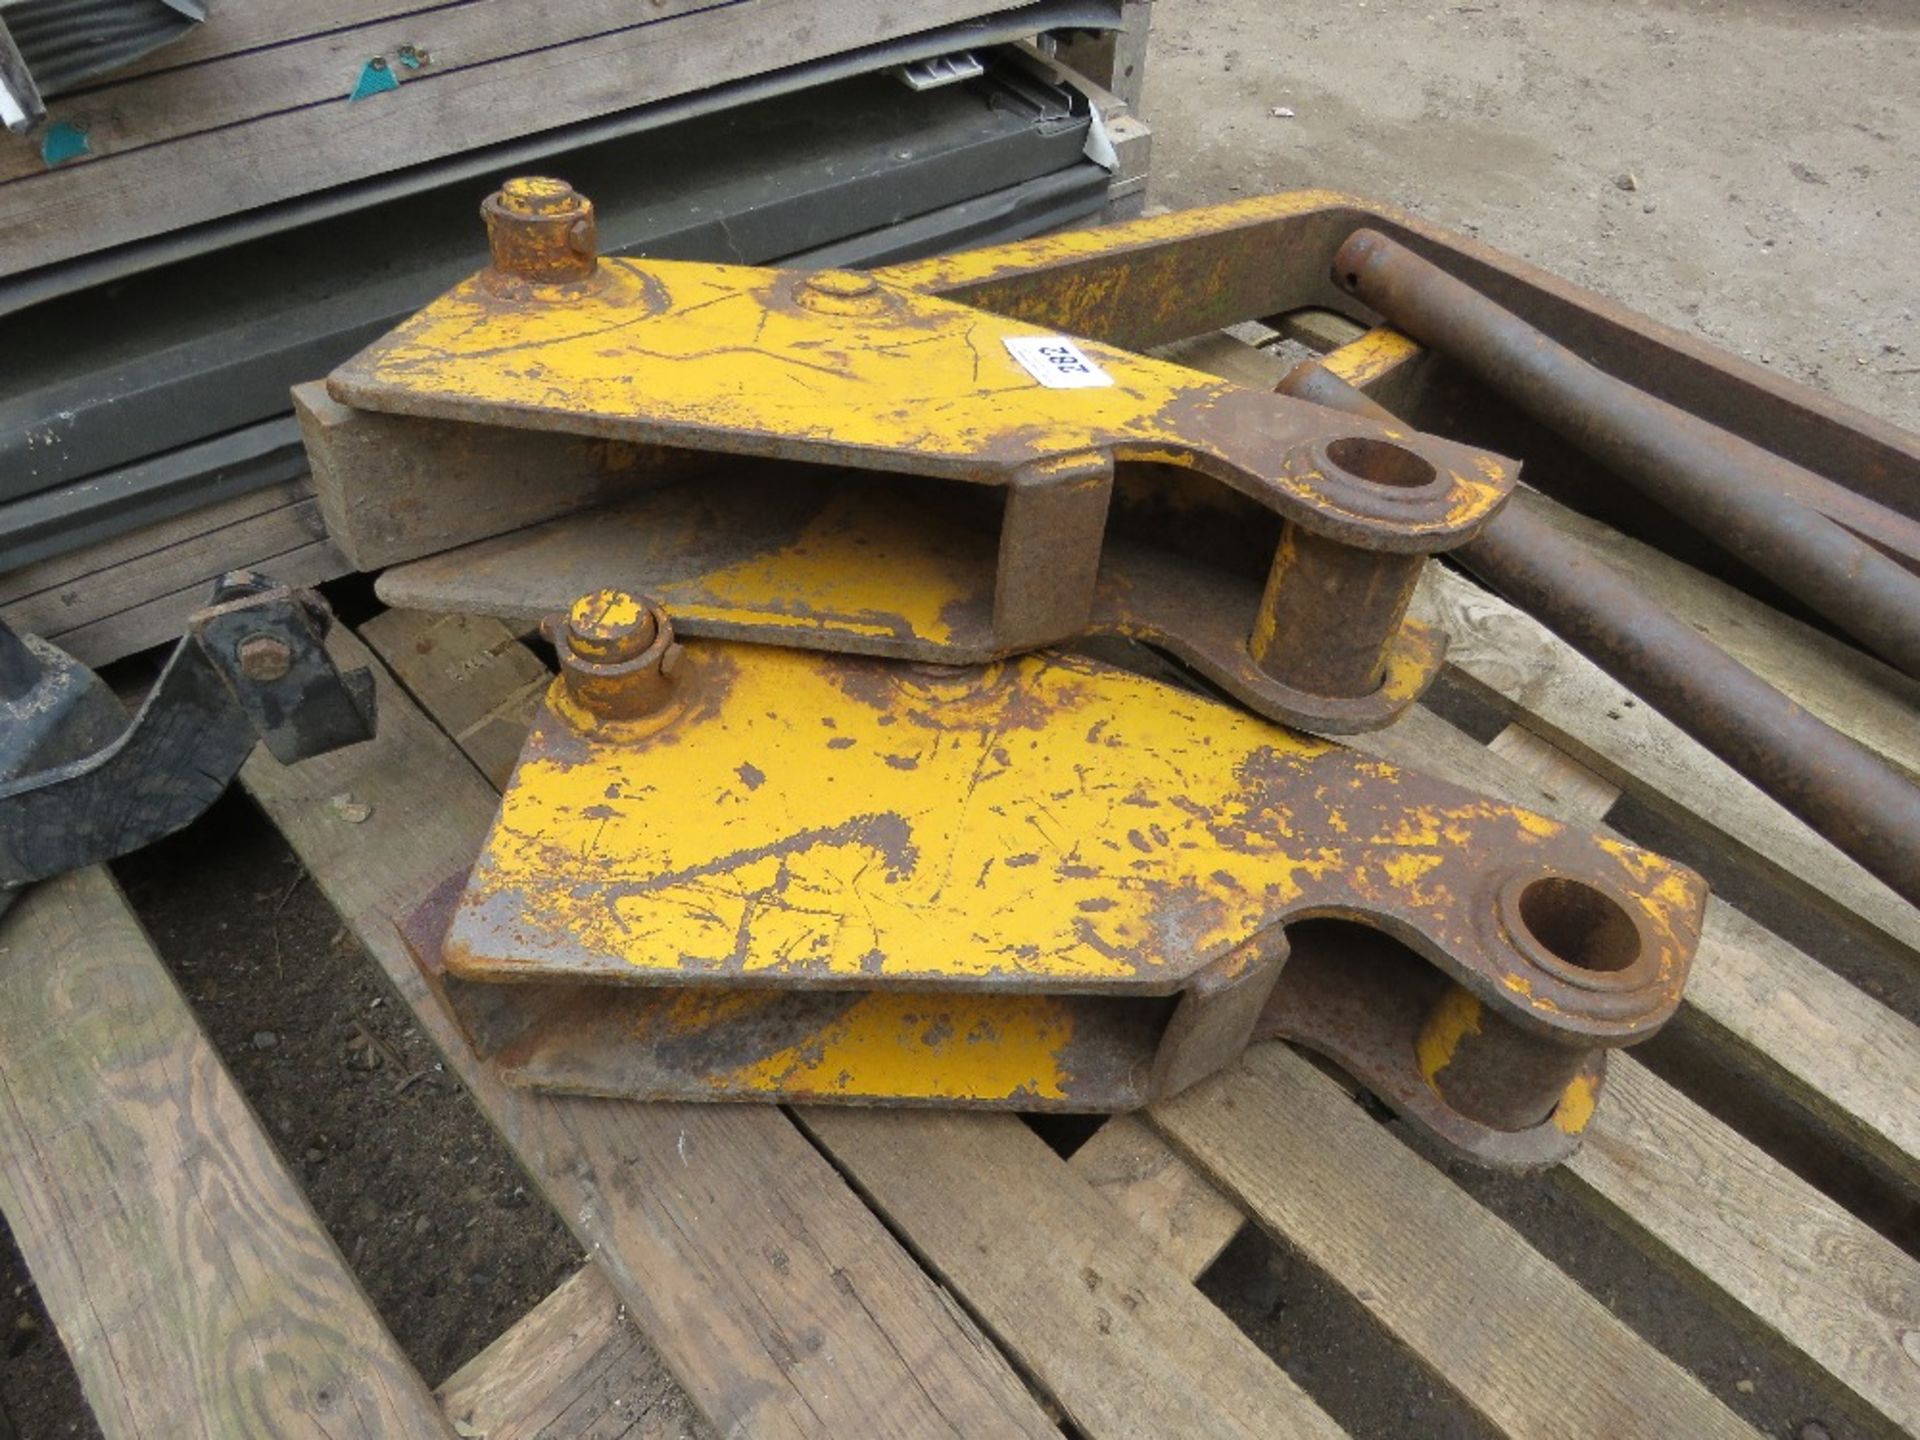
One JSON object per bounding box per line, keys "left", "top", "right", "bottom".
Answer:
{"left": 1251, "top": 528, "right": 1424, "bottom": 698}
{"left": 1280, "top": 360, "right": 1920, "bottom": 908}
{"left": 1331, "top": 228, "right": 1920, "bottom": 680}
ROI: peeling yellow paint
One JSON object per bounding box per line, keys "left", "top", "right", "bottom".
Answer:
{"left": 1553, "top": 1072, "right": 1598, "bottom": 1134}
{"left": 1513, "top": 810, "right": 1563, "bottom": 839}
{"left": 1321, "top": 327, "right": 1423, "bottom": 387}
{"left": 1416, "top": 984, "right": 1484, "bottom": 1088}
{"left": 1383, "top": 852, "right": 1444, "bottom": 886}
{"left": 718, "top": 991, "right": 1073, "bottom": 1102}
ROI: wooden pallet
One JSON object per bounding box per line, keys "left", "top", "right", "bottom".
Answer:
{"left": 1, "top": 333, "right": 1916, "bottom": 1438}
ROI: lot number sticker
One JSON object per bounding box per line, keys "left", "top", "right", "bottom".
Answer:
{"left": 1003, "top": 335, "right": 1115, "bottom": 389}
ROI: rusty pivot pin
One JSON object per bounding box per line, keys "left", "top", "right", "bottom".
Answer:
{"left": 546, "top": 589, "right": 681, "bottom": 721}
{"left": 482, "top": 175, "right": 599, "bottom": 286}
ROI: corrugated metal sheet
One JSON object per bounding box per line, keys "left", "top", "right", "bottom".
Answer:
{"left": 1, "top": 0, "right": 203, "bottom": 96}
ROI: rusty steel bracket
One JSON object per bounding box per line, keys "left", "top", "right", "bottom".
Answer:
{"left": 333, "top": 178, "right": 1517, "bottom": 734}
{"left": 400, "top": 591, "right": 1705, "bottom": 1170}
{"left": 0, "top": 572, "right": 377, "bottom": 900}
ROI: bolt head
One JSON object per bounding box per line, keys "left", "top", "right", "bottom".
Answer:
{"left": 497, "top": 176, "right": 584, "bottom": 217}
{"left": 805, "top": 270, "right": 879, "bottom": 298}
{"left": 236, "top": 633, "right": 294, "bottom": 682}
{"left": 566, "top": 590, "right": 658, "bottom": 663}
{"left": 483, "top": 176, "right": 598, "bottom": 283}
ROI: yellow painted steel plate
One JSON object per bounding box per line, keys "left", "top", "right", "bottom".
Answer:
{"left": 443, "top": 641, "right": 1702, "bottom": 1037}
{"left": 329, "top": 255, "right": 1508, "bottom": 543}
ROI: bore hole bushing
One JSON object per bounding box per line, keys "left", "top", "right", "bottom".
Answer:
{"left": 483, "top": 176, "right": 599, "bottom": 285}
{"left": 1323, "top": 435, "right": 1440, "bottom": 491}
{"left": 1244, "top": 433, "right": 1454, "bottom": 703}
{"left": 1500, "top": 872, "right": 1654, "bottom": 992}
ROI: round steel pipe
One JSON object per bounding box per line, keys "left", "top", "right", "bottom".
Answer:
{"left": 1279, "top": 359, "right": 1920, "bottom": 908}
{"left": 1331, "top": 228, "right": 1920, "bottom": 680}
{"left": 1250, "top": 527, "right": 1425, "bottom": 698}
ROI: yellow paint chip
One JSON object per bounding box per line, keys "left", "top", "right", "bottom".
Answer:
{"left": 722, "top": 992, "right": 1074, "bottom": 1102}
{"left": 1553, "top": 1072, "right": 1598, "bottom": 1134}
{"left": 1416, "top": 984, "right": 1483, "bottom": 1087}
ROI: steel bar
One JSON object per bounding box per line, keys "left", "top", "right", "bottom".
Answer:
{"left": 1330, "top": 228, "right": 1920, "bottom": 679}
{"left": 1280, "top": 358, "right": 1920, "bottom": 908}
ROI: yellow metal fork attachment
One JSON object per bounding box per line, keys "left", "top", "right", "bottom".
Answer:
{"left": 328, "top": 180, "right": 1713, "bottom": 1170}
{"left": 334, "top": 178, "right": 1517, "bottom": 734}
{"left": 398, "top": 588, "right": 1703, "bottom": 1170}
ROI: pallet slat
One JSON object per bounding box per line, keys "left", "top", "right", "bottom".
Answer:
{"left": 1068, "top": 1111, "right": 1244, "bottom": 1280}
{"left": 456, "top": 1106, "right": 1249, "bottom": 1433}
{"left": 0, "top": 0, "right": 736, "bottom": 184}
{"left": 0, "top": 478, "right": 311, "bottom": 604}
{"left": 108, "top": 0, "right": 498, "bottom": 81}
{"left": 802, "top": 1109, "right": 1346, "bottom": 1440}
{"left": 0, "top": 480, "right": 350, "bottom": 667}
{"left": 436, "top": 1266, "right": 706, "bottom": 1440}
{"left": 358, "top": 610, "right": 549, "bottom": 789}
{"left": 1566, "top": 1057, "right": 1920, "bottom": 1435}
{"left": 0, "top": 867, "right": 454, "bottom": 1438}
{"left": 1153, "top": 1044, "right": 1760, "bottom": 1440}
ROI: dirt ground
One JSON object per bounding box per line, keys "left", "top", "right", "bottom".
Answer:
{"left": 2, "top": 2, "right": 1915, "bottom": 1436}
{"left": 1146, "top": 0, "right": 1920, "bottom": 434}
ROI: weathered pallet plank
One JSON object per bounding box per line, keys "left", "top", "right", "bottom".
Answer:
{"left": 436, "top": 1266, "right": 709, "bottom": 1440}
{"left": 1565, "top": 1056, "right": 1920, "bottom": 1436}
{"left": 1068, "top": 1112, "right": 1244, "bottom": 1280}
{"left": 0, "top": 0, "right": 1036, "bottom": 273}
{"left": 0, "top": 477, "right": 310, "bottom": 605}
{"left": 0, "top": 0, "right": 737, "bottom": 184}
{"left": 33, "top": 535, "right": 348, "bottom": 668}
{"left": 1154, "top": 1044, "right": 1761, "bottom": 1440}
{"left": 1485, "top": 721, "right": 1623, "bottom": 817}
{"left": 243, "top": 625, "right": 1059, "bottom": 1440}
{"left": 1422, "top": 561, "right": 1920, "bottom": 960}
{"left": 1, "top": 495, "right": 323, "bottom": 631}
{"left": 0, "top": 867, "right": 455, "bottom": 1439}
{"left": 464, "top": 1108, "right": 1249, "bottom": 1437}
{"left": 802, "top": 1108, "right": 1345, "bottom": 1440}
{"left": 358, "top": 609, "right": 549, "bottom": 789}
{"left": 0, "top": 482, "right": 348, "bottom": 667}
{"left": 106, "top": 0, "right": 503, "bottom": 81}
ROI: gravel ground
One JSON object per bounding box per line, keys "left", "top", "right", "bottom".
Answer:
{"left": 1145, "top": 0, "right": 1920, "bottom": 433}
